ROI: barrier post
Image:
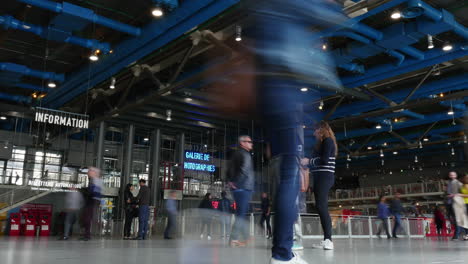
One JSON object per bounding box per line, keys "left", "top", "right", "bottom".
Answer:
{"left": 368, "top": 217, "right": 373, "bottom": 238}
{"left": 348, "top": 217, "right": 352, "bottom": 238}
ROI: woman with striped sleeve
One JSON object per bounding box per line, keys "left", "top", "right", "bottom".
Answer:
{"left": 301, "top": 121, "right": 337, "bottom": 250}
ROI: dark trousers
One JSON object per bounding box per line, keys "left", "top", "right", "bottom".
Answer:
{"left": 124, "top": 209, "right": 134, "bottom": 237}
{"left": 260, "top": 213, "right": 272, "bottom": 237}
{"left": 83, "top": 200, "right": 99, "bottom": 239}
{"left": 164, "top": 213, "right": 176, "bottom": 238}
{"left": 64, "top": 211, "right": 78, "bottom": 238}
{"left": 313, "top": 172, "right": 335, "bottom": 240}
{"left": 138, "top": 205, "right": 149, "bottom": 239}
{"left": 230, "top": 189, "right": 252, "bottom": 241}
{"left": 377, "top": 218, "right": 391, "bottom": 238}
{"left": 392, "top": 213, "right": 402, "bottom": 237}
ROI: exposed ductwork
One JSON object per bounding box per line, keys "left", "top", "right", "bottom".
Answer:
{"left": 0, "top": 62, "right": 64, "bottom": 82}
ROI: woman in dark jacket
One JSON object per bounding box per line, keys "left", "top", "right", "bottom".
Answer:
{"left": 301, "top": 121, "right": 337, "bottom": 250}
{"left": 199, "top": 193, "right": 214, "bottom": 240}
{"left": 123, "top": 184, "right": 137, "bottom": 239}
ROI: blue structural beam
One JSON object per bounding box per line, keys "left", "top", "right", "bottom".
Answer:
{"left": 16, "top": 0, "right": 141, "bottom": 36}
{"left": 439, "top": 100, "right": 467, "bottom": 111}
{"left": 44, "top": 0, "right": 240, "bottom": 108}
{"left": 14, "top": 82, "right": 49, "bottom": 92}
{"left": 0, "top": 15, "right": 111, "bottom": 52}
{"left": 331, "top": 74, "right": 468, "bottom": 119}
{"left": 0, "top": 62, "right": 64, "bottom": 82}
{"left": 0, "top": 92, "right": 32, "bottom": 104}
{"left": 334, "top": 111, "right": 465, "bottom": 140}
{"left": 401, "top": 110, "right": 425, "bottom": 119}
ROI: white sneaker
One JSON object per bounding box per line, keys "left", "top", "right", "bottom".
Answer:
{"left": 270, "top": 253, "right": 308, "bottom": 264}
{"left": 322, "top": 239, "right": 334, "bottom": 250}
{"left": 200, "top": 234, "right": 204, "bottom": 240}
{"left": 207, "top": 235, "right": 212, "bottom": 241}
{"left": 292, "top": 242, "right": 304, "bottom": 251}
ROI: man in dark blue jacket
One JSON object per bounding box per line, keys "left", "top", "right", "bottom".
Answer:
{"left": 227, "top": 135, "right": 254, "bottom": 247}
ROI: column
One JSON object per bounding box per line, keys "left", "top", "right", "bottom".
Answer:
{"left": 122, "top": 124, "right": 135, "bottom": 188}
{"left": 177, "top": 132, "right": 185, "bottom": 190}
{"left": 96, "top": 121, "right": 105, "bottom": 169}
{"left": 150, "top": 129, "right": 161, "bottom": 206}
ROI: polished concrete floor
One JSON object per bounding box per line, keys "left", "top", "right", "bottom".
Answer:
{"left": 0, "top": 237, "right": 467, "bottom": 264}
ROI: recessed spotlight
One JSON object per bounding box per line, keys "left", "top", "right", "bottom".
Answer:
{"left": 89, "top": 54, "right": 99, "bottom": 61}
{"left": 152, "top": 7, "right": 164, "bottom": 17}
{"left": 442, "top": 42, "right": 453, "bottom": 51}
{"left": 300, "top": 87, "right": 308, "bottom": 92}
{"left": 391, "top": 11, "right": 402, "bottom": 19}
{"left": 376, "top": 124, "right": 382, "bottom": 129}
{"left": 423, "top": 138, "right": 429, "bottom": 142}
{"left": 393, "top": 151, "right": 398, "bottom": 155}
{"left": 367, "top": 146, "right": 372, "bottom": 150}
{"left": 0, "top": 116, "right": 6, "bottom": 120}
{"left": 47, "top": 81, "right": 56, "bottom": 88}
{"left": 143, "top": 137, "right": 149, "bottom": 142}
{"left": 447, "top": 109, "right": 454, "bottom": 115}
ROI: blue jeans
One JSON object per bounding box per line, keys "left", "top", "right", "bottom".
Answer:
{"left": 313, "top": 172, "right": 335, "bottom": 240}
{"left": 221, "top": 214, "right": 232, "bottom": 237}
{"left": 230, "top": 189, "right": 252, "bottom": 241}
{"left": 392, "top": 213, "right": 402, "bottom": 237}
{"left": 164, "top": 212, "right": 176, "bottom": 238}
{"left": 138, "top": 205, "right": 149, "bottom": 239}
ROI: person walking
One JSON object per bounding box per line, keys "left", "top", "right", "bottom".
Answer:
{"left": 199, "top": 193, "right": 214, "bottom": 240}
{"left": 301, "top": 121, "right": 337, "bottom": 250}
{"left": 451, "top": 173, "right": 468, "bottom": 240}
{"left": 63, "top": 187, "right": 84, "bottom": 240}
{"left": 82, "top": 167, "right": 102, "bottom": 241}
{"left": 390, "top": 193, "right": 404, "bottom": 238}
{"left": 227, "top": 135, "right": 255, "bottom": 247}
{"left": 376, "top": 195, "right": 391, "bottom": 239}
{"left": 123, "top": 184, "right": 137, "bottom": 239}
{"left": 259, "top": 192, "right": 272, "bottom": 239}
{"left": 446, "top": 171, "right": 462, "bottom": 240}
{"left": 433, "top": 206, "right": 446, "bottom": 237}
{"left": 164, "top": 190, "right": 178, "bottom": 239}
{"left": 135, "top": 179, "right": 150, "bottom": 240}
{"left": 219, "top": 191, "right": 233, "bottom": 238}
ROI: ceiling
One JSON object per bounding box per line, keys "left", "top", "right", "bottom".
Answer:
{"left": 0, "top": 0, "right": 466, "bottom": 166}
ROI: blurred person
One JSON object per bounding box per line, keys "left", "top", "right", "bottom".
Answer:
{"left": 164, "top": 190, "right": 178, "bottom": 239}
{"left": 301, "top": 121, "right": 337, "bottom": 250}
{"left": 292, "top": 165, "right": 309, "bottom": 250}
{"left": 199, "top": 193, "right": 214, "bottom": 240}
{"left": 433, "top": 206, "right": 446, "bottom": 237}
{"left": 135, "top": 179, "right": 150, "bottom": 240}
{"left": 123, "top": 184, "right": 137, "bottom": 239}
{"left": 62, "top": 187, "right": 84, "bottom": 240}
{"left": 227, "top": 135, "right": 254, "bottom": 247}
{"left": 219, "top": 191, "right": 233, "bottom": 238}
{"left": 209, "top": 0, "right": 347, "bottom": 262}
{"left": 259, "top": 192, "right": 272, "bottom": 239}
{"left": 390, "top": 193, "right": 404, "bottom": 238}
{"left": 81, "top": 167, "right": 102, "bottom": 241}
{"left": 446, "top": 171, "right": 462, "bottom": 240}
{"left": 376, "top": 195, "right": 391, "bottom": 239}
{"left": 451, "top": 173, "right": 468, "bottom": 240}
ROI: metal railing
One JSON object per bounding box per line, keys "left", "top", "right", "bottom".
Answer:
{"left": 0, "top": 186, "right": 50, "bottom": 213}
{"left": 151, "top": 212, "right": 425, "bottom": 239}
{"left": 327, "top": 181, "right": 445, "bottom": 202}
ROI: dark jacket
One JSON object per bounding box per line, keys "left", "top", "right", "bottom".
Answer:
{"left": 124, "top": 190, "right": 137, "bottom": 210}
{"left": 227, "top": 148, "right": 254, "bottom": 191}
{"left": 309, "top": 137, "right": 336, "bottom": 174}
{"left": 219, "top": 198, "right": 232, "bottom": 213}
{"left": 137, "top": 185, "right": 150, "bottom": 206}
{"left": 390, "top": 199, "right": 403, "bottom": 215}
{"left": 199, "top": 199, "right": 213, "bottom": 210}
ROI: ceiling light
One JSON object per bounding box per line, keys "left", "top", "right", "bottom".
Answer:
{"left": 0, "top": 116, "right": 6, "bottom": 120}
{"left": 451, "top": 147, "right": 455, "bottom": 156}
{"left": 394, "top": 118, "right": 398, "bottom": 122}
{"left": 322, "top": 44, "right": 327, "bottom": 50}
{"left": 389, "top": 171, "right": 393, "bottom": 175}
{"left": 423, "top": 138, "right": 429, "bottom": 142}
{"left": 185, "top": 97, "right": 193, "bottom": 102}
{"left": 442, "top": 42, "right": 453, "bottom": 51}
{"left": 391, "top": 11, "right": 402, "bottom": 19}
{"left": 166, "top": 109, "right": 172, "bottom": 121}
{"left": 235, "top": 25, "right": 242, "bottom": 42}
{"left": 300, "top": 87, "right": 308, "bottom": 92}
{"left": 367, "top": 146, "right": 372, "bottom": 150}
{"left": 439, "top": 93, "right": 444, "bottom": 97}
{"left": 376, "top": 124, "right": 382, "bottom": 129}
{"left": 464, "top": 135, "right": 467, "bottom": 144}
{"left": 383, "top": 142, "right": 388, "bottom": 146}
{"left": 414, "top": 155, "right": 418, "bottom": 163}
{"left": 447, "top": 109, "right": 454, "bottom": 115}
{"left": 381, "top": 159, "right": 385, "bottom": 166}
{"left": 318, "top": 100, "right": 324, "bottom": 110}
{"left": 339, "top": 205, "right": 342, "bottom": 208}
{"left": 418, "top": 141, "right": 423, "bottom": 149}
{"left": 347, "top": 154, "right": 351, "bottom": 162}
{"left": 143, "top": 137, "right": 149, "bottom": 142}
{"left": 47, "top": 81, "right": 56, "bottom": 88}
{"left": 105, "top": 149, "right": 109, "bottom": 152}
{"left": 447, "top": 142, "right": 451, "bottom": 145}
{"left": 152, "top": 7, "right": 164, "bottom": 17}
{"left": 427, "top": 35, "right": 434, "bottom": 49}
{"left": 380, "top": 149, "right": 384, "bottom": 157}
{"left": 393, "top": 151, "right": 398, "bottom": 155}
{"left": 89, "top": 54, "right": 99, "bottom": 61}
{"left": 110, "top": 77, "right": 116, "bottom": 89}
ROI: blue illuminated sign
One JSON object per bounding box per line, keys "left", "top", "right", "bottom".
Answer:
{"left": 184, "top": 151, "right": 215, "bottom": 172}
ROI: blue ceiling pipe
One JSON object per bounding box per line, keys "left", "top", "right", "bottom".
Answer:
{"left": 15, "top": 82, "right": 49, "bottom": 92}
{"left": 0, "top": 92, "right": 32, "bottom": 104}
{"left": 0, "top": 62, "right": 64, "bottom": 82}
{"left": 342, "top": 45, "right": 468, "bottom": 88}
{"left": 0, "top": 15, "right": 111, "bottom": 53}
{"left": 44, "top": 0, "right": 240, "bottom": 108}
{"left": 16, "top": 0, "right": 141, "bottom": 36}
{"left": 332, "top": 74, "right": 468, "bottom": 118}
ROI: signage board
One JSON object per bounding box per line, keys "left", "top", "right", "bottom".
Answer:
{"left": 34, "top": 107, "right": 89, "bottom": 129}
{"left": 184, "top": 151, "right": 216, "bottom": 172}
